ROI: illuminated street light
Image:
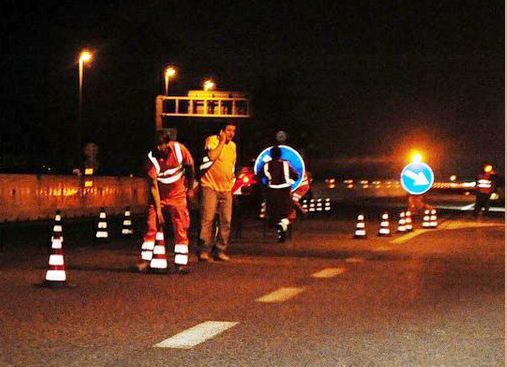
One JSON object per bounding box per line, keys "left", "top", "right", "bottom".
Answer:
{"left": 164, "top": 66, "right": 176, "bottom": 95}
{"left": 77, "top": 50, "right": 93, "bottom": 169}
{"left": 203, "top": 79, "right": 216, "bottom": 91}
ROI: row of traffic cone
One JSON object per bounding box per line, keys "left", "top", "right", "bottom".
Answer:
{"left": 353, "top": 209, "right": 438, "bottom": 238}
{"left": 95, "top": 207, "right": 134, "bottom": 241}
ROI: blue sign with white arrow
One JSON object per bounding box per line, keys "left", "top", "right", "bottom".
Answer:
{"left": 254, "top": 145, "right": 305, "bottom": 191}
{"left": 400, "top": 162, "right": 434, "bottom": 195}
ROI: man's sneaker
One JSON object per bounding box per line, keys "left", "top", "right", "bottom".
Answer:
{"left": 174, "top": 265, "right": 190, "bottom": 275}
{"left": 215, "top": 252, "right": 230, "bottom": 262}
{"left": 199, "top": 252, "right": 214, "bottom": 263}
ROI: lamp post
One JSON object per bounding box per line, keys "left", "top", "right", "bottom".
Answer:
{"left": 77, "top": 50, "right": 92, "bottom": 169}
{"left": 164, "top": 66, "right": 176, "bottom": 95}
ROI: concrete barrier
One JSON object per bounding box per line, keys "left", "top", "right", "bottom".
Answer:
{"left": 0, "top": 174, "right": 148, "bottom": 222}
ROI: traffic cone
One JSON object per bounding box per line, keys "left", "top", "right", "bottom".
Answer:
{"left": 422, "top": 209, "right": 431, "bottom": 228}
{"left": 95, "top": 208, "right": 109, "bottom": 241}
{"left": 309, "top": 199, "right": 316, "bottom": 212}
{"left": 316, "top": 198, "right": 323, "bottom": 212}
{"left": 121, "top": 206, "right": 134, "bottom": 237}
{"left": 397, "top": 212, "right": 406, "bottom": 233}
{"left": 353, "top": 214, "right": 367, "bottom": 239}
{"left": 259, "top": 200, "right": 266, "bottom": 219}
{"left": 44, "top": 222, "right": 67, "bottom": 287}
{"left": 378, "top": 212, "right": 391, "bottom": 236}
{"left": 404, "top": 210, "right": 413, "bottom": 232}
{"left": 150, "top": 228, "right": 168, "bottom": 274}
{"left": 429, "top": 209, "right": 438, "bottom": 228}
{"left": 302, "top": 199, "right": 308, "bottom": 212}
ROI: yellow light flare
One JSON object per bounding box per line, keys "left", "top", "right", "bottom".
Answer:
{"left": 80, "top": 51, "right": 93, "bottom": 63}
{"left": 165, "top": 67, "right": 176, "bottom": 78}
{"left": 203, "top": 79, "right": 215, "bottom": 91}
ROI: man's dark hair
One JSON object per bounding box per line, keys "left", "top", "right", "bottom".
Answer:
{"left": 271, "top": 146, "right": 282, "bottom": 160}
{"left": 155, "top": 130, "right": 172, "bottom": 146}
{"left": 219, "top": 121, "right": 237, "bottom": 132}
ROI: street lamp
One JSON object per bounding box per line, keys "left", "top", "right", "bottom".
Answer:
{"left": 164, "top": 66, "right": 176, "bottom": 95}
{"left": 203, "top": 79, "right": 215, "bottom": 91}
{"left": 77, "top": 50, "right": 93, "bottom": 169}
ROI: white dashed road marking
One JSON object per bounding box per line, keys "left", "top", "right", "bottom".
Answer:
{"left": 311, "top": 267, "right": 346, "bottom": 278}
{"left": 256, "top": 287, "right": 305, "bottom": 303}
{"left": 154, "top": 321, "right": 239, "bottom": 349}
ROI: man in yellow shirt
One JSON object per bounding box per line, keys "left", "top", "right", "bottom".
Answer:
{"left": 198, "top": 122, "right": 237, "bottom": 262}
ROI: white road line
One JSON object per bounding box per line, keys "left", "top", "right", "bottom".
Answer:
{"left": 389, "top": 229, "right": 427, "bottom": 244}
{"left": 311, "top": 267, "right": 346, "bottom": 278}
{"left": 154, "top": 321, "right": 239, "bottom": 349}
{"left": 256, "top": 287, "right": 305, "bottom": 303}
{"left": 371, "top": 246, "right": 393, "bottom": 252}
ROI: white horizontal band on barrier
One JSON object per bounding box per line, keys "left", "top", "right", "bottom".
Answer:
{"left": 49, "top": 255, "right": 64, "bottom": 266}
{"left": 46, "top": 270, "right": 66, "bottom": 281}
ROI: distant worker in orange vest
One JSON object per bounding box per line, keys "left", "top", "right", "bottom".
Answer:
{"left": 474, "top": 162, "right": 496, "bottom": 216}
{"left": 137, "top": 130, "right": 195, "bottom": 274}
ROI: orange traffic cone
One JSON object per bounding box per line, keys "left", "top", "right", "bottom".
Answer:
{"left": 121, "top": 206, "right": 134, "bottom": 237}
{"left": 150, "top": 227, "right": 168, "bottom": 274}
{"left": 95, "top": 208, "right": 109, "bottom": 241}
{"left": 429, "top": 209, "right": 438, "bottom": 228}
{"left": 44, "top": 218, "right": 67, "bottom": 287}
{"left": 422, "top": 209, "right": 431, "bottom": 228}
{"left": 397, "top": 212, "right": 406, "bottom": 233}
{"left": 378, "top": 212, "right": 391, "bottom": 236}
{"left": 404, "top": 210, "right": 413, "bottom": 231}
{"left": 353, "top": 214, "right": 367, "bottom": 239}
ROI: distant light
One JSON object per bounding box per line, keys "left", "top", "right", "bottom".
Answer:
{"left": 450, "top": 175, "right": 457, "bottom": 182}
{"left": 84, "top": 168, "right": 94, "bottom": 175}
{"left": 80, "top": 51, "right": 93, "bottom": 63}
{"left": 203, "top": 79, "right": 215, "bottom": 91}
{"left": 165, "top": 67, "right": 176, "bottom": 78}
{"left": 484, "top": 165, "right": 493, "bottom": 173}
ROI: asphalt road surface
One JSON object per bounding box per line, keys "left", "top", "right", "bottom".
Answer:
{"left": 0, "top": 209, "right": 504, "bottom": 367}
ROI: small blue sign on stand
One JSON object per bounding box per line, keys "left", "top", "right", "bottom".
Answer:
{"left": 400, "top": 162, "right": 434, "bottom": 195}
{"left": 254, "top": 145, "right": 305, "bottom": 191}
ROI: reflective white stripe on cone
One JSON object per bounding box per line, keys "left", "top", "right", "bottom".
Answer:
{"left": 404, "top": 211, "right": 413, "bottom": 231}
{"left": 422, "top": 210, "right": 431, "bottom": 228}
{"left": 397, "top": 212, "right": 406, "bottom": 233}
{"left": 430, "top": 209, "right": 438, "bottom": 228}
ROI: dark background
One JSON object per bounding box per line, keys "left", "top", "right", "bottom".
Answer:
{"left": 0, "top": 1, "right": 504, "bottom": 179}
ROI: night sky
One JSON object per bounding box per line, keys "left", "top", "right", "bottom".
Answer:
{"left": 0, "top": 1, "right": 504, "bottom": 178}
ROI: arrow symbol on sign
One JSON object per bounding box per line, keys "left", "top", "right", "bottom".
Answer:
{"left": 404, "top": 170, "right": 429, "bottom": 185}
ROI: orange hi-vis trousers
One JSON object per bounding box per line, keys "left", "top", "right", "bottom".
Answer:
{"left": 141, "top": 198, "right": 190, "bottom": 265}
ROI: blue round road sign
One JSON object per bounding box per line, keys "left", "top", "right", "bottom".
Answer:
{"left": 254, "top": 145, "right": 305, "bottom": 191}
{"left": 400, "top": 162, "right": 434, "bottom": 195}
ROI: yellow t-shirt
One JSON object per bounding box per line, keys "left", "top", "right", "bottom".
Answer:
{"left": 200, "top": 135, "right": 236, "bottom": 192}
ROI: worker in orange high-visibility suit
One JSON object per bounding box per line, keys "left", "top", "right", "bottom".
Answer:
{"left": 474, "top": 163, "right": 496, "bottom": 216}
{"left": 137, "top": 130, "right": 195, "bottom": 274}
